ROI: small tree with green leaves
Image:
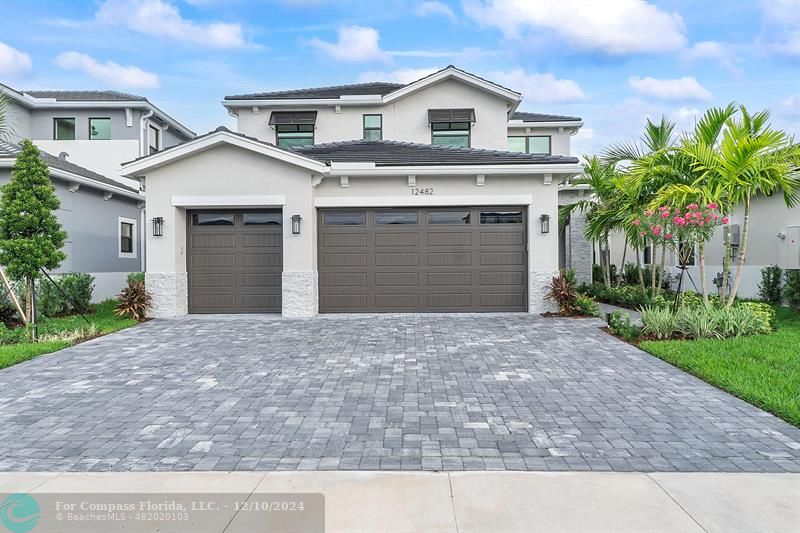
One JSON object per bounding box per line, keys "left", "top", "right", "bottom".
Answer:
{"left": 0, "top": 140, "right": 67, "bottom": 333}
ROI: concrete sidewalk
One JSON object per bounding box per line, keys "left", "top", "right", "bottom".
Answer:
{"left": 1, "top": 472, "right": 797, "bottom": 532}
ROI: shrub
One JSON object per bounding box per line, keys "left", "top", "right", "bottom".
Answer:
{"left": 678, "top": 306, "right": 722, "bottom": 339}
{"left": 738, "top": 301, "right": 775, "bottom": 334}
{"left": 545, "top": 270, "right": 579, "bottom": 315}
{"left": 127, "top": 272, "right": 145, "bottom": 285}
{"left": 785, "top": 270, "right": 800, "bottom": 311}
{"left": 115, "top": 281, "right": 151, "bottom": 320}
{"left": 607, "top": 311, "right": 641, "bottom": 341}
{"left": 622, "top": 263, "right": 641, "bottom": 286}
{"left": 575, "top": 294, "right": 600, "bottom": 317}
{"left": 37, "top": 273, "right": 94, "bottom": 317}
{"left": 0, "top": 323, "right": 27, "bottom": 345}
{"left": 758, "top": 265, "right": 783, "bottom": 304}
{"left": 0, "top": 287, "right": 18, "bottom": 324}
{"left": 640, "top": 306, "right": 679, "bottom": 339}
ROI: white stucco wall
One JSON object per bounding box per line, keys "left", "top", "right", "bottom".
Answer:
{"left": 236, "top": 79, "right": 513, "bottom": 150}
{"left": 34, "top": 139, "right": 140, "bottom": 188}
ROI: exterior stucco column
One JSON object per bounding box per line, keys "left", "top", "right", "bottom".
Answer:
{"left": 281, "top": 190, "right": 318, "bottom": 317}
{"left": 567, "top": 211, "right": 593, "bottom": 285}
{"left": 528, "top": 181, "right": 559, "bottom": 314}
{"left": 146, "top": 205, "right": 189, "bottom": 318}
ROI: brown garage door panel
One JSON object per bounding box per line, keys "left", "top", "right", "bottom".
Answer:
{"left": 318, "top": 207, "right": 527, "bottom": 313}
{"left": 187, "top": 210, "right": 283, "bottom": 313}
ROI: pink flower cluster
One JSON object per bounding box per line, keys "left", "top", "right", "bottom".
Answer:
{"left": 633, "top": 202, "right": 729, "bottom": 246}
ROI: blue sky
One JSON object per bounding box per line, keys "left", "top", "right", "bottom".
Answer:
{"left": 0, "top": 0, "right": 798, "bottom": 154}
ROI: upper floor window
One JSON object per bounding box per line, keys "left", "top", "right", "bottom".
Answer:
{"left": 275, "top": 124, "right": 314, "bottom": 149}
{"left": 431, "top": 122, "right": 470, "bottom": 148}
{"left": 148, "top": 124, "right": 161, "bottom": 154}
{"left": 89, "top": 117, "right": 111, "bottom": 140}
{"left": 363, "top": 114, "right": 382, "bottom": 141}
{"left": 507, "top": 135, "right": 551, "bottom": 155}
{"left": 53, "top": 118, "right": 75, "bottom": 140}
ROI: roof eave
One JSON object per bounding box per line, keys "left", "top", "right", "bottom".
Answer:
{"left": 326, "top": 162, "right": 584, "bottom": 177}
{"left": 0, "top": 158, "right": 142, "bottom": 199}
{"left": 508, "top": 120, "right": 584, "bottom": 129}
{"left": 222, "top": 95, "right": 384, "bottom": 109}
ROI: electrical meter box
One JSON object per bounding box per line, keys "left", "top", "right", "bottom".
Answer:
{"left": 778, "top": 226, "right": 800, "bottom": 269}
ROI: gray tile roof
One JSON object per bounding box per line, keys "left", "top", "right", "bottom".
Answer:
{"left": 225, "top": 82, "right": 405, "bottom": 101}
{"left": 0, "top": 140, "right": 139, "bottom": 193}
{"left": 511, "top": 111, "right": 582, "bottom": 122}
{"left": 291, "top": 139, "right": 579, "bottom": 166}
{"left": 23, "top": 90, "right": 147, "bottom": 102}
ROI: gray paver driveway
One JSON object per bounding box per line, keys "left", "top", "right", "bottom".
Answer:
{"left": 1, "top": 314, "right": 799, "bottom": 473}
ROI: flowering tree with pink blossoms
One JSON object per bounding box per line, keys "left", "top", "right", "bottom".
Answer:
{"left": 633, "top": 202, "right": 729, "bottom": 304}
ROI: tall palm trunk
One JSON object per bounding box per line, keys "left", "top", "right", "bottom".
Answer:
{"left": 698, "top": 240, "right": 708, "bottom": 304}
{"left": 635, "top": 248, "right": 645, "bottom": 290}
{"left": 617, "top": 236, "right": 628, "bottom": 287}
{"left": 650, "top": 245, "right": 657, "bottom": 296}
{"left": 720, "top": 223, "right": 731, "bottom": 303}
{"left": 728, "top": 199, "right": 751, "bottom": 306}
{"left": 601, "top": 235, "right": 612, "bottom": 289}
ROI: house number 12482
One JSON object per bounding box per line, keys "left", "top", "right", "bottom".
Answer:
{"left": 411, "top": 187, "right": 434, "bottom": 196}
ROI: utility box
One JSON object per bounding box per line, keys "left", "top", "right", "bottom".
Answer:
{"left": 778, "top": 226, "right": 800, "bottom": 270}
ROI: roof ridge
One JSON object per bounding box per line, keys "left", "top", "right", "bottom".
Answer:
{"left": 225, "top": 81, "right": 405, "bottom": 100}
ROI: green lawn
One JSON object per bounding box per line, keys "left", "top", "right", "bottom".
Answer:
{"left": 640, "top": 307, "right": 800, "bottom": 427}
{"left": 0, "top": 300, "right": 138, "bottom": 370}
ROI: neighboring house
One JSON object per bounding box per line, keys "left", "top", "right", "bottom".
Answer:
{"left": 0, "top": 140, "right": 144, "bottom": 300}
{"left": 122, "top": 65, "right": 584, "bottom": 317}
{"left": 0, "top": 83, "right": 194, "bottom": 186}
{"left": 603, "top": 194, "right": 800, "bottom": 299}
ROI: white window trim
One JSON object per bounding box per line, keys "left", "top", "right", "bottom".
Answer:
{"left": 148, "top": 122, "right": 163, "bottom": 155}
{"left": 118, "top": 216, "right": 138, "bottom": 259}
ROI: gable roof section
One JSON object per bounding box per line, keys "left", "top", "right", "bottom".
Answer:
{"left": 511, "top": 112, "right": 582, "bottom": 123}
{"left": 222, "top": 66, "right": 522, "bottom": 110}
{"left": 291, "top": 139, "right": 578, "bottom": 167}
{"left": 226, "top": 82, "right": 404, "bottom": 101}
{"left": 121, "top": 127, "right": 328, "bottom": 177}
{"left": 0, "top": 140, "right": 140, "bottom": 196}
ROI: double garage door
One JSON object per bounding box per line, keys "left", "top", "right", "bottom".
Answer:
{"left": 187, "top": 207, "right": 528, "bottom": 313}
{"left": 318, "top": 207, "right": 528, "bottom": 312}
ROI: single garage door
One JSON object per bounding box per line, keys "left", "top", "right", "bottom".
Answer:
{"left": 187, "top": 210, "right": 282, "bottom": 313}
{"left": 318, "top": 207, "right": 527, "bottom": 312}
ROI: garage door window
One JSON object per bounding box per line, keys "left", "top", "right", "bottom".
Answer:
{"left": 243, "top": 212, "right": 282, "bottom": 225}
{"left": 375, "top": 211, "right": 418, "bottom": 225}
{"left": 428, "top": 210, "right": 471, "bottom": 224}
{"left": 323, "top": 211, "right": 366, "bottom": 225}
{"left": 480, "top": 210, "right": 523, "bottom": 224}
{"left": 192, "top": 213, "right": 234, "bottom": 226}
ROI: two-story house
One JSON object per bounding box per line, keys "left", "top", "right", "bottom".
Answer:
{"left": 122, "top": 66, "right": 584, "bottom": 317}
{"left": 0, "top": 83, "right": 195, "bottom": 299}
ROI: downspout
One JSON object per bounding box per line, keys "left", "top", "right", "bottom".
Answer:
{"left": 139, "top": 109, "right": 154, "bottom": 157}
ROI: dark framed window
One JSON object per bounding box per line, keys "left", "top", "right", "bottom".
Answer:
{"left": 431, "top": 122, "right": 470, "bottom": 148}
{"left": 148, "top": 124, "right": 161, "bottom": 153}
{"left": 120, "top": 222, "right": 134, "bottom": 254}
{"left": 428, "top": 210, "right": 471, "bottom": 224}
{"left": 53, "top": 118, "right": 75, "bottom": 140}
{"left": 363, "top": 114, "right": 382, "bottom": 141}
{"left": 375, "top": 210, "right": 417, "bottom": 225}
{"left": 192, "top": 213, "right": 234, "bottom": 226}
{"left": 243, "top": 212, "right": 282, "bottom": 225}
{"left": 89, "top": 117, "right": 111, "bottom": 140}
{"left": 323, "top": 211, "right": 366, "bottom": 225}
{"left": 276, "top": 124, "right": 314, "bottom": 149}
{"left": 480, "top": 210, "right": 523, "bottom": 224}
{"left": 507, "top": 135, "right": 551, "bottom": 155}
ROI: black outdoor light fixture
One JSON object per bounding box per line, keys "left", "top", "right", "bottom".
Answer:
{"left": 540, "top": 213, "right": 551, "bottom": 234}
{"left": 291, "top": 214, "right": 302, "bottom": 235}
{"left": 152, "top": 216, "right": 164, "bottom": 237}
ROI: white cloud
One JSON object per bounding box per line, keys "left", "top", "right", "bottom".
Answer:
{"left": 464, "top": 0, "right": 686, "bottom": 55}
{"left": 308, "top": 26, "right": 388, "bottom": 62}
{"left": 628, "top": 76, "right": 712, "bottom": 101}
{"left": 489, "top": 69, "right": 586, "bottom": 103}
{"left": 780, "top": 93, "right": 800, "bottom": 120}
{"left": 571, "top": 127, "right": 595, "bottom": 155}
{"left": 55, "top": 52, "right": 160, "bottom": 89}
{"left": 358, "top": 67, "right": 439, "bottom": 84}
{"left": 759, "top": 0, "right": 800, "bottom": 57}
{"left": 0, "top": 42, "right": 32, "bottom": 77}
{"left": 95, "top": 0, "right": 246, "bottom": 49}
{"left": 415, "top": 1, "right": 457, "bottom": 22}
{"left": 682, "top": 41, "right": 741, "bottom": 75}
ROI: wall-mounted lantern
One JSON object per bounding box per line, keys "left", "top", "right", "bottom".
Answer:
{"left": 152, "top": 217, "right": 164, "bottom": 237}
{"left": 291, "top": 214, "right": 302, "bottom": 235}
{"left": 539, "top": 214, "right": 551, "bottom": 234}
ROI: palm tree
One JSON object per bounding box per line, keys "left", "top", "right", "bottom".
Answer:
{"left": 0, "top": 93, "right": 9, "bottom": 141}
{"left": 680, "top": 105, "right": 800, "bottom": 304}
{"left": 559, "top": 156, "right": 620, "bottom": 288}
